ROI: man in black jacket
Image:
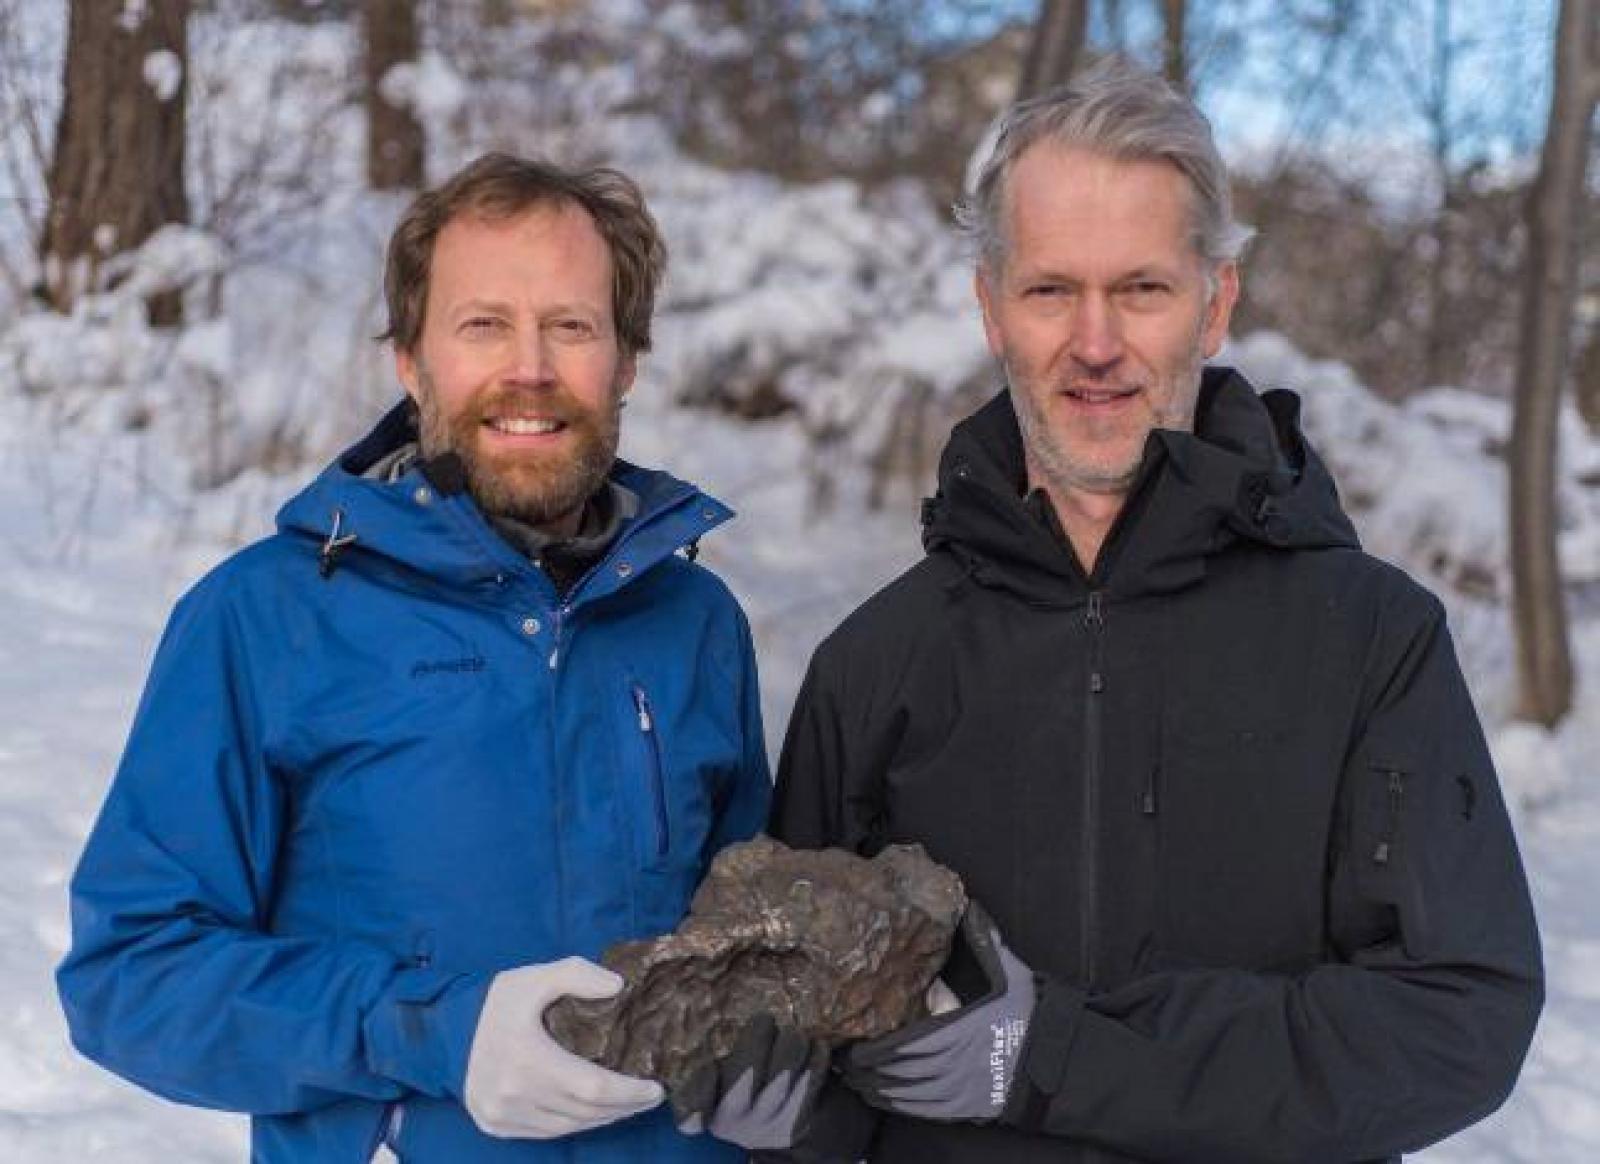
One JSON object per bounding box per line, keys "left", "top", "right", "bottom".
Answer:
{"left": 763, "top": 56, "right": 1543, "bottom": 1163}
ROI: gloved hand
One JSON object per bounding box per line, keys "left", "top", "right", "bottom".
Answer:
{"left": 674, "top": 1013, "right": 829, "bottom": 1150}
{"left": 840, "top": 900, "right": 1035, "bottom": 1122}
{"left": 464, "top": 957, "right": 664, "bottom": 1139}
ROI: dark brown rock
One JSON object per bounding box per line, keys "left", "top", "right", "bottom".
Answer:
{"left": 545, "top": 836, "right": 966, "bottom": 1108}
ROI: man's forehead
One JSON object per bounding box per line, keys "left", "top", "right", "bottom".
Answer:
{"left": 437, "top": 200, "right": 603, "bottom": 252}
{"left": 428, "top": 203, "right": 612, "bottom": 298}
{"left": 994, "top": 143, "right": 1199, "bottom": 266}
{"left": 1006, "top": 142, "right": 1192, "bottom": 210}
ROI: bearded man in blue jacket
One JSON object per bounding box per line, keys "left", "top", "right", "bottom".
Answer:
{"left": 58, "top": 152, "right": 774, "bottom": 1162}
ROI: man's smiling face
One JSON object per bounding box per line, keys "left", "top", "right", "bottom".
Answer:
{"left": 397, "top": 202, "right": 633, "bottom": 535}
{"left": 977, "top": 144, "right": 1238, "bottom": 502}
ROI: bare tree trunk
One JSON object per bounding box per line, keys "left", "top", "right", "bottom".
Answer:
{"left": 1509, "top": 0, "right": 1597, "bottom": 726}
{"left": 1017, "top": 0, "right": 1090, "bottom": 101}
{"left": 1422, "top": 0, "right": 1454, "bottom": 387}
{"left": 1578, "top": 321, "right": 1600, "bottom": 432}
{"left": 1161, "top": 0, "right": 1187, "bottom": 92}
{"left": 40, "top": 0, "right": 189, "bottom": 324}
{"left": 363, "top": 0, "right": 425, "bottom": 190}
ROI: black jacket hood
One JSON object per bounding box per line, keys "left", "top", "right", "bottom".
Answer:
{"left": 922, "top": 366, "right": 1360, "bottom": 603}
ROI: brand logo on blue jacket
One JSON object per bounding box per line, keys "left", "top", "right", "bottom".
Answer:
{"left": 410, "top": 656, "right": 487, "bottom": 679}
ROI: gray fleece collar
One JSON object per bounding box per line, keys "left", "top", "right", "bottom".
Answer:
{"left": 364, "top": 439, "right": 638, "bottom": 564}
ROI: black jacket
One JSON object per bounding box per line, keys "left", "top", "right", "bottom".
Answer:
{"left": 768, "top": 369, "right": 1543, "bottom": 1163}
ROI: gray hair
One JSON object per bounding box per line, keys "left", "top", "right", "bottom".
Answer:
{"left": 957, "top": 56, "right": 1253, "bottom": 278}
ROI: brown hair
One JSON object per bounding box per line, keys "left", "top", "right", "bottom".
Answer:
{"left": 380, "top": 151, "right": 667, "bottom": 358}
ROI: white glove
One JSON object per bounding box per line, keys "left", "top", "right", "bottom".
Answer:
{"left": 464, "top": 957, "right": 665, "bottom": 1139}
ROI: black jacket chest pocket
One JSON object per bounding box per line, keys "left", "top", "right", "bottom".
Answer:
{"left": 1155, "top": 724, "right": 1329, "bottom": 971}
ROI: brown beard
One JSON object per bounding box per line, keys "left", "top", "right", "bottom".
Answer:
{"left": 413, "top": 371, "right": 621, "bottom": 531}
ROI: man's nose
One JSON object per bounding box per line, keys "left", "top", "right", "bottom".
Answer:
{"left": 1070, "top": 294, "right": 1123, "bottom": 371}
{"left": 505, "top": 328, "right": 555, "bottom": 386}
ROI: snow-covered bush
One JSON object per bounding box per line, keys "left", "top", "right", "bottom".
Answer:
{"left": 1232, "top": 331, "right": 1600, "bottom": 605}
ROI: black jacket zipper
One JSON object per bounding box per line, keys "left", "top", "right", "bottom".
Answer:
{"left": 1083, "top": 590, "right": 1107, "bottom": 988}
{"left": 1373, "top": 769, "right": 1406, "bottom": 866}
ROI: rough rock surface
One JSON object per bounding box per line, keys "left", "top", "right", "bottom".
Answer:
{"left": 545, "top": 836, "right": 966, "bottom": 1106}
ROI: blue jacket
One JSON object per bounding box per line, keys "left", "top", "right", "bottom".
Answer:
{"left": 58, "top": 405, "right": 770, "bottom": 1162}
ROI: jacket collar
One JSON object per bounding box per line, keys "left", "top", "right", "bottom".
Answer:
{"left": 921, "top": 366, "right": 1360, "bottom": 604}
{"left": 276, "top": 400, "right": 732, "bottom": 603}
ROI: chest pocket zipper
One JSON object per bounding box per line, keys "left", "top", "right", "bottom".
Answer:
{"left": 631, "top": 683, "right": 670, "bottom": 861}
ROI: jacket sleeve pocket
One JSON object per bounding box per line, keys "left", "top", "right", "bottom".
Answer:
{"left": 1347, "top": 764, "right": 1436, "bottom": 960}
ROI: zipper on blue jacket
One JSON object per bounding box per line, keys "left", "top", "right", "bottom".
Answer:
{"left": 631, "top": 683, "right": 670, "bottom": 860}
{"left": 548, "top": 602, "right": 571, "bottom": 671}
{"left": 365, "top": 1101, "right": 404, "bottom": 1161}
{"left": 549, "top": 480, "right": 706, "bottom": 609}
{"left": 1373, "top": 769, "right": 1406, "bottom": 866}
{"left": 1082, "top": 590, "right": 1107, "bottom": 988}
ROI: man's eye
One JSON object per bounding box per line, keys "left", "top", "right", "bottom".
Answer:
{"left": 554, "top": 319, "right": 596, "bottom": 338}
{"left": 1122, "top": 281, "right": 1170, "bottom": 297}
{"left": 1025, "top": 284, "right": 1066, "bottom": 298}
{"left": 462, "top": 317, "right": 503, "bottom": 333}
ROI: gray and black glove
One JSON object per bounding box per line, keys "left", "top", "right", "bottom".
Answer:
{"left": 840, "top": 900, "right": 1036, "bottom": 1122}
{"left": 675, "top": 1013, "right": 830, "bottom": 1150}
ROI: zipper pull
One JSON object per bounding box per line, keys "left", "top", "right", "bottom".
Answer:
{"left": 1086, "top": 592, "right": 1107, "bottom": 694}
{"left": 1373, "top": 770, "right": 1405, "bottom": 865}
{"left": 633, "top": 687, "right": 653, "bottom": 732}
{"left": 548, "top": 605, "right": 570, "bottom": 672}
{"left": 1141, "top": 764, "right": 1159, "bottom": 816}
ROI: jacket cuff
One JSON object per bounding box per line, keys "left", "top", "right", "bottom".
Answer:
{"left": 363, "top": 967, "right": 494, "bottom": 1099}
{"left": 1002, "top": 975, "right": 1086, "bottom": 1131}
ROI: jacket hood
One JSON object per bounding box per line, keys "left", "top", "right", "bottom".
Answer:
{"left": 921, "top": 366, "right": 1360, "bottom": 603}
{"left": 275, "top": 400, "right": 732, "bottom": 601}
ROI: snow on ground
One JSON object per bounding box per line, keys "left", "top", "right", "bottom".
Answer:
{"left": 0, "top": 390, "right": 245, "bottom": 1158}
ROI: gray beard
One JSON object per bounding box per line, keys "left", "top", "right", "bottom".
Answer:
{"left": 1005, "top": 347, "right": 1206, "bottom": 500}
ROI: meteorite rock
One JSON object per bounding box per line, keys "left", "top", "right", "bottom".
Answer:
{"left": 545, "top": 836, "right": 966, "bottom": 1111}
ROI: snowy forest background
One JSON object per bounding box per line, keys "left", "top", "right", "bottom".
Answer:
{"left": 2, "top": 0, "right": 1599, "bottom": 1158}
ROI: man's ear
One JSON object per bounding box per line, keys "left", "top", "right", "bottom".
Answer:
{"left": 617, "top": 355, "right": 637, "bottom": 399}
{"left": 975, "top": 266, "right": 1003, "bottom": 359}
{"left": 395, "top": 346, "right": 420, "bottom": 400}
{"left": 1201, "top": 261, "right": 1240, "bottom": 358}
